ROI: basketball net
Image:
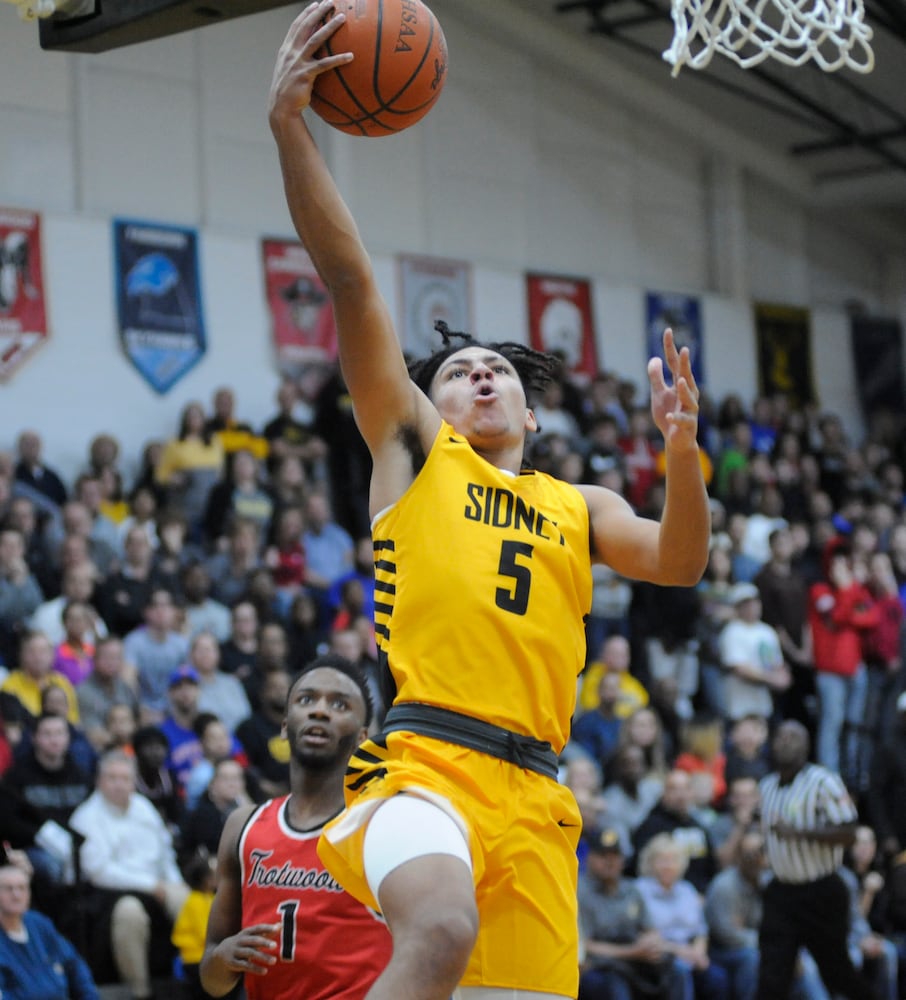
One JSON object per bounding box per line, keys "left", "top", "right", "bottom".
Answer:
{"left": 663, "top": 0, "right": 875, "bottom": 75}
{"left": 2, "top": 0, "right": 91, "bottom": 19}
{"left": 2, "top": 0, "right": 52, "bottom": 17}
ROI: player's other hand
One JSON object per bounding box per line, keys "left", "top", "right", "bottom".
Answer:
{"left": 217, "top": 922, "right": 281, "bottom": 975}
{"left": 647, "top": 328, "right": 700, "bottom": 454}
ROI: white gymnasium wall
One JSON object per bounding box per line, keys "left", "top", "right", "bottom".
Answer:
{"left": 0, "top": 0, "right": 891, "bottom": 483}
{"left": 745, "top": 178, "right": 810, "bottom": 306}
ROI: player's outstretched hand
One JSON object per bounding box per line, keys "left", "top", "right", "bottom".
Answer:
{"left": 269, "top": 0, "right": 354, "bottom": 122}
{"left": 648, "top": 328, "right": 700, "bottom": 453}
{"left": 215, "top": 922, "right": 281, "bottom": 976}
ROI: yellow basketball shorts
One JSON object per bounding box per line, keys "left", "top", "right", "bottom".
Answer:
{"left": 318, "top": 731, "right": 582, "bottom": 997}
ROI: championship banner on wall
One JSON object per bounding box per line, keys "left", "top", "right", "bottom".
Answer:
{"left": 113, "top": 218, "right": 206, "bottom": 394}
{"left": 646, "top": 291, "right": 704, "bottom": 387}
{"left": 526, "top": 273, "right": 598, "bottom": 381}
{"left": 850, "top": 314, "right": 905, "bottom": 418}
{"left": 262, "top": 237, "right": 336, "bottom": 377}
{"left": 754, "top": 302, "right": 815, "bottom": 405}
{"left": 0, "top": 207, "right": 49, "bottom": 382}
{"left": 398, "top": 254, "right": 472, "bottom": 359}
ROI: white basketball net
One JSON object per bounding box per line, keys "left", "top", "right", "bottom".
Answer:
{"left": 2, "top": 0, "right": 55, "bottom": 19}
{"left": 663, "top": 0, "right": 875, "bottom": 75}
{"left": 2, "top": 0, "right": 93, "bottom": 20}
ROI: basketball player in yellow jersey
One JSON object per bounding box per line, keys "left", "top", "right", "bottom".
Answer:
{"left": 268, "top": 5, "right": 711, "bottom": 1000}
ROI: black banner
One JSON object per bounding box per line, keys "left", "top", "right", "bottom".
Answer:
{"left": 754, "top": 303, "right": 815, "bottom": 406}
{"left": 850, "top": 315, "right": 905, "bottom": 419}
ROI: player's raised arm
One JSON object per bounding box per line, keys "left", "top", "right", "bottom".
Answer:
{"left": 579, "top": 329, "right": 710, "bottom": 585}
{"left": 268, "top": 1, "right": 420, "bottom": 453}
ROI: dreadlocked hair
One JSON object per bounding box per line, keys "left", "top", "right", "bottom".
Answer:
{"left": 407, "top": 320, "right": 562, "bottom": 397}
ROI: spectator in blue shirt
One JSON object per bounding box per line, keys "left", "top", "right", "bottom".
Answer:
{"left": 0, "top": 861, "right": 98, "bottom": 1000}
{"left": 572, "top": 669, "right": 623, "bottom": 774}
{"left": 302, "top": 492, "right": 354, "bottom": 628}
{"left": 122, "top": 589, "right": 190, "bottom": 723}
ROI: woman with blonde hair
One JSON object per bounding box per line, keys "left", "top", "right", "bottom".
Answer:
{"left": 636, "top": 834, "right": 728, "bottom": 1000}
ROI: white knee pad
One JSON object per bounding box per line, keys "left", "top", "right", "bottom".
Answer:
{"left": 363, "top": 794, "right": 472, "bottom": 905}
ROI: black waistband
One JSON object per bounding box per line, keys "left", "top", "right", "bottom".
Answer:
{"left": 381, "top": 703, "right": 559, "bottom": 780}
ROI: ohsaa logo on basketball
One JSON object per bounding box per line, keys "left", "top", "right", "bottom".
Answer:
{"left": 395, "top": 0, "right": 418, "bottom": 52}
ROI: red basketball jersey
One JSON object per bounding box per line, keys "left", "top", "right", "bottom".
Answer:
{"left": 239, "top": 796, "right": 391, "bottom": 1000}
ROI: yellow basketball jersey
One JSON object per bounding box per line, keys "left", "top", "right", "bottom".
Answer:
{"left": 372, "top": 421, "right": 592, "bottom": 752}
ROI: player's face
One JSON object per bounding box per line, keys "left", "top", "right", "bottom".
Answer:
{"left": 283, "top": 668, "right": 367, "bottom": 769}
{"left": 429, "top": 347, "right": 537, "bottom": 446}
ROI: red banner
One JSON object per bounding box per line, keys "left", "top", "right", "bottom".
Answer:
{"left": 262, "top": 238, "right": 336, "bottom": 376}
{"left": 0, "top": 207, "right": 49, "bottom": 382}
{"left": 526, "top": 273, "right": 598, "bottom": 381}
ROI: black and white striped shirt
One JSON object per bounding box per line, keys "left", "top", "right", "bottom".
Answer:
{"left": 759, "top": 763, "right": 858, "bottom": 883}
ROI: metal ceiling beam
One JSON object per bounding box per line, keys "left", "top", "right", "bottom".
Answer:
{"left": 865, "top": 0, "right": 906, "bottom": 41}
{"left": 553, "top": 0, "right": 906, "bottom": 176}
{"left": 589, "top": 11, "right": 664, "bottom": 29}
{"left": 566, "top": 19, "right": 859, "bottom": 133}
{"left": 744, "top": 66, "right": 906, "bottom": 171}
{"left": 792, "top": 126, "right": 906, "bottom": 155}
{"left": 555, "top": 0, "right": 607, "bottom": 12}
{"left": 823, "top": 69, "right": 906, "bottom": 135}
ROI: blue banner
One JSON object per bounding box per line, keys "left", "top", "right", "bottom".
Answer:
{"left": 646, "top": 291, "right": 704, "bottom": 388}
{"left": 114, "top": 218, "right": 206, "bottom": 394}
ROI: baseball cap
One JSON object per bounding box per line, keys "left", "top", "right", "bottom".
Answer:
{"left": 168, "top": 665, "right": 200, "bottom": 688}
{"left": 585, "top": 826, "right": 625, "bottom": 855}
{"left": 730, "top": 582, "right": 760, "bottom": 605}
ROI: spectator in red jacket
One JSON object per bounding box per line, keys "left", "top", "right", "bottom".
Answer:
{"left": 861, "top": 550, "right": 905, "bottom": 765}
{"left": 808, "top": 537, "right": 879, "bottom": 793}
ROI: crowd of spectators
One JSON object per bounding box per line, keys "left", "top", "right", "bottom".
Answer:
{"left": 0, "top": 362, "right": 905, "bottom": 998}
{"left": 0, "top": 377, "right": 376, "bottom": 997}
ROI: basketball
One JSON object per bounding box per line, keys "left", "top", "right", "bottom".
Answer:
{"left": 311, "top": 0, "right": 448, "bottom": 137}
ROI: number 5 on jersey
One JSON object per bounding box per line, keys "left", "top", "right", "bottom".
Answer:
{"left": 496, "top": 541, "right": 533, "bottom": 616}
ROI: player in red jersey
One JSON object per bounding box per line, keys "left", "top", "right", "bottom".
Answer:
{"left": 199, "top": 655, "right": 391, "bottom": 999}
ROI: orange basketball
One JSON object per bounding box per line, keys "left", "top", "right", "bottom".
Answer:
{"left": 311, "top": 0, "right": 448, "bottom": 137}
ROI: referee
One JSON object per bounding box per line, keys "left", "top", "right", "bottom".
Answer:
{"left": 756, "top": 719, "right": 875, "bottom": 999}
